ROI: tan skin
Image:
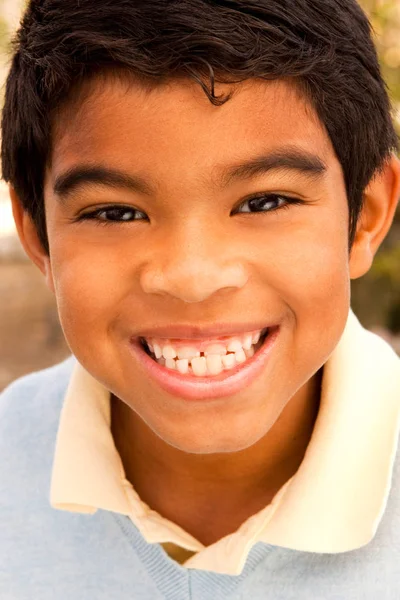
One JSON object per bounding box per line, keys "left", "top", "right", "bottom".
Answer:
{"left": 10, "top": 76, "right": 400, "bottom": 546}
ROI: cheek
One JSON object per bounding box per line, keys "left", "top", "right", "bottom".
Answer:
{"left": 284, "top": 237, "right": 349, "bottom": 308}
{"left": 253, "top": 214, "right": 350, "bottom": 365}
{"left": 49, "top": 244, "right": 130, "bottom": 346}
{"left": 255, "top": 211, "right": 350, "bottom": 308}
{"left": 288, "top": 232, "right": 350, "bottom": 367}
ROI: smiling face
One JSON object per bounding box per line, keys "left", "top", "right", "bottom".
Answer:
{"left": 40, "top": 76, "right": 352, "bottom": 453}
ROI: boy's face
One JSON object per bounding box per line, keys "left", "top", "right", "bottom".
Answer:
{"left": 41, "top": 76, "right": 354, "bottom": 453}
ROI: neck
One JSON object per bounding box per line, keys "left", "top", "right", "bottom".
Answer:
{"left": 111, "top": 369, "right": 322, "bottom": 546}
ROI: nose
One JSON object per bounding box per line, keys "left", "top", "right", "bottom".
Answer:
{"left": 139, "top": 225, "right": 248, "bottom": 303}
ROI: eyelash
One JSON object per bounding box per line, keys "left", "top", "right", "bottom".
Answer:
{"left": 76, "top": 193, "right": 304, "bottom": 227}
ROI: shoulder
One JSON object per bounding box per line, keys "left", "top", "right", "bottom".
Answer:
{"left": 0, "top": 355, "right": 76, "bottom": 420}
{"left": 0, "top": 357, "right": 76, "bottom": 492}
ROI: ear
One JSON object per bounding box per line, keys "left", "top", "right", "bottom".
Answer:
{"left": 349, "top": 154, "right": 400, "bottom": 280}
{"left": 9, "top": 186, "right": 55, "bottom": 294}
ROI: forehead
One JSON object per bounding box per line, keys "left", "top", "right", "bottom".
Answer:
{"left": 49, "top": 75, "right": 337, "bottom": 184}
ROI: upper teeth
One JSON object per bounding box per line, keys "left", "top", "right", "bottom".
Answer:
{"left": 145, "top": 329, "right": 264, "bottom": 364}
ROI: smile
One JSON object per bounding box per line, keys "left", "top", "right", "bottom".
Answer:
{"left": 140, "top": 328, "right": 267, "bottom": 376}
{"left": 129, "top": 325, "right": 280, "bottom": 401}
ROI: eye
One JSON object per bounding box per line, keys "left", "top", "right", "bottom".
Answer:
{"left": 232, "top": 193, "right": 302, "bottom": 215}
{"left": 78, "top": 205, "right": 148, "bottom": 225}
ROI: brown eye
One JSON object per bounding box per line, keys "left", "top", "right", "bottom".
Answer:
{"left": 234, "top": 194, "right": 289, "bottom": 214}
{"left": 79, "top": 205, "right": 148, "bottom": 225}
{"left": 96, "top": 207, "right": 146, "bottom": 221}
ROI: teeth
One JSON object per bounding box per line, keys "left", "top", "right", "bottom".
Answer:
{"left": 244, "top": 346, "right": 255, "bottom": 358}
{"left": 221, "top": 353, "right": 236, "bottom": 369}
{"left": 235, "top": 348, "right": 247, "bottom": 364}
{"left": 204, "top": 343, "right": 226, "bottom": 356}
{"left": 162, "top": 345, "right": 177, "bottom": 360}
{"left": 191, "top": 356, "right": 207, "bottom": 376}
{"left": 206, "top": 354, "right": 223, "bottom": 375}
{"left": 226, "top": 339, "right": 243, "bottom": 353}
{"left": 177, "top": 347, "right": 201, "bottom": 360}
{"left": 176, "top": 358, "right": 189, "bottom": 374}
{"left": 153, "top": 343, "right": 162, "bottom": 359}
{"left": 145, "top": 327, "right": 267, "bottom": 376}
{"left": 242, "top": 334, "right": 253, "bottom": 350}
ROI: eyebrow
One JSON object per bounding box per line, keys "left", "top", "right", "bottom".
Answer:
{"left": 220, "top": 146, "right": 327, "bottom": 187}
{"left": 53, "top": 146, "right": 327, "bottom": 202}
{"left": 53, "top": 166, "right": 155, "bottom": 201}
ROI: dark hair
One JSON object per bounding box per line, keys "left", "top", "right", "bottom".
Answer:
{"left": 1, "top": 0, "right": 398, "bottom": 255}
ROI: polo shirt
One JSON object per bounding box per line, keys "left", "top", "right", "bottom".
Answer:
{"left": 49, "top": 308, "right": 400, "bottom": 576}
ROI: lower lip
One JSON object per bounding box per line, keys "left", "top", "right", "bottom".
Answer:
{"left": 128, "top": 327, "right": 280, "bottom": 401}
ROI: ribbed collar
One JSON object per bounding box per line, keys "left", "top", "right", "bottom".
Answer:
{"left": 50, "top": 309, "right": 400, "bottom": 575}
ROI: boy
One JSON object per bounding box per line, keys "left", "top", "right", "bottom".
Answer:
{"left": 1, "top": 0, "right": 400, "bottom": 597}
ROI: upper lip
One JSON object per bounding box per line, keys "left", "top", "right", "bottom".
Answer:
{"left": 133, "top": 322, "right": 277, "bottom": 341}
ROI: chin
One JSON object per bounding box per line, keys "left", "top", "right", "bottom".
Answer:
{"left": 155, "top": 424, "right": 265, "bottom": 455}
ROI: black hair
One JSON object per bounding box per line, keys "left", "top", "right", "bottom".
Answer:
{"left": 1, "top": 0, "right": 398, "bottom": 255}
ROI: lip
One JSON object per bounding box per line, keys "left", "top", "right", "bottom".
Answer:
{"left": 128, "top": 326, "right": 280, "bottom": 401}
{"left": 132, "top": 321, "right": 277, "bottom": 341}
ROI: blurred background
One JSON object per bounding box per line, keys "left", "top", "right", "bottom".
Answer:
{"left": 0, "top": 0, "right": 399, "bottom": 391}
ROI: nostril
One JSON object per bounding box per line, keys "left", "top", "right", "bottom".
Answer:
{"left": 140, "top": 260, "right": 248, "bottom": 303}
